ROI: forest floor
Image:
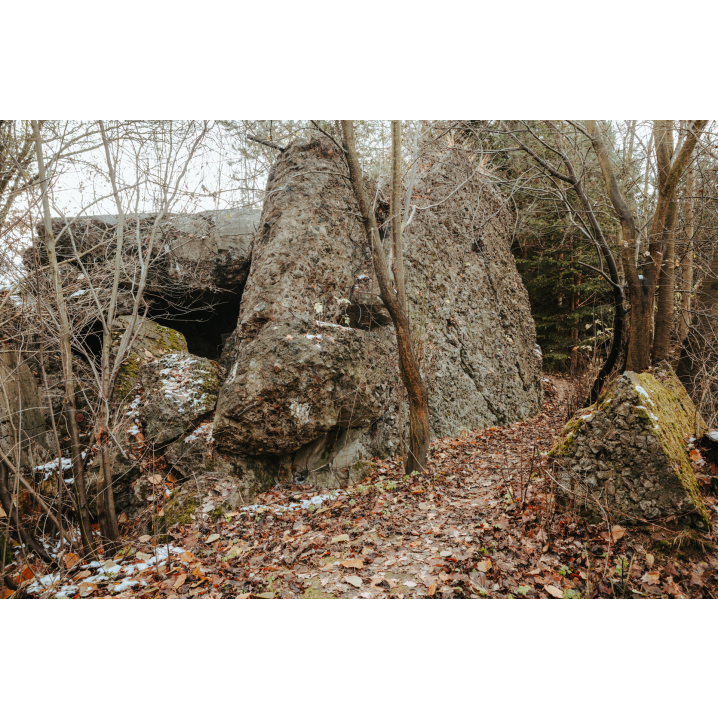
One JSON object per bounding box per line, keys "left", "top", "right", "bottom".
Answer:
{"left": 11, "top": 376, "right": 718, "bottom": 599}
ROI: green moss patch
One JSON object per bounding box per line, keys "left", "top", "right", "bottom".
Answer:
{"left": 628, "top": 368, "right": 709, "bottom": 526}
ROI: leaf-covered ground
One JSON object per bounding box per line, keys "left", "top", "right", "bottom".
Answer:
{"left": 11, "top": 377, "right": 718, "bottom": 599}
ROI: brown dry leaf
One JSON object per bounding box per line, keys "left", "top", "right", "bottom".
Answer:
{"left": 156, "top": 507, "right": 165, "bottom": 517}
{"left": 76, "top": 570, "right": 91, "bottom": 580}
{"left": 646, "top": 553, "right": 655, "bottom": 568}
{"left": 341, "top": 559, "right": 364, "bottom": 569}
{"left": 236, "top": 593, "right": 252, "bottom": 599}
{"left": 174, "top": 573, "right": 188, "bottom": 589}
{"left": 345, "top": 576, "right": 363, "bottom": 588}
{"left": 63, "top": 553, "right": 81, "bottom": 570}
{"left": 2, "top": 588, "right": 14, "bottom": 599}
{"left": 476, "top": 559, "right": 492, "bottom": 573}
{"left": 179, "top": 552, "right": 196, "bottom": 563}
{"left": 79, "top": 582, "right": 96, "bottom": 597}
{"left": 438, "top": 571, "right": 451, "bottom": 582}
{"left": 331, "top": 534, "right": 350, "bottom": 544}
{"left": 642, "top": 571, "right": 660, "bottom": 585}
{"left": 545, "top": 585, "right": 564, "bottom": 599}
{"left": 147, "top": 474, "right": 164, "bottom": 485}
{"left": 611, "top": 526, "right": 626, "bottom": 541}
{"left": 205, "top": 534, "right": 221, "bottom": 544}
{"left": 427, "top": 583, "right": 437, "bottom": 597}
{"left": 136, "top": 552, "right": 152, "bottom": 561}
{"left": 690, "top": 449, "right": 702, "bottom": 462}
{"left": 528, "top": 567, "right": 542, "bottom": 575}
{"left": 255, "top": 592, "right": 275, "bottom": 599}
{"left": 138, "top": 535, "right": 152, "bottom": 544}
{"left": 0, "top": 504, "right": 6, "bottom": 518}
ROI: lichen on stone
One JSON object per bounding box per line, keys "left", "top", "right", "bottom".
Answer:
{"left": 551, "top": 363, "right": 710, "bottom": 528}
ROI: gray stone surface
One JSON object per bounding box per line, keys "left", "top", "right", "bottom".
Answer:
{"left": 213, "top": 135, "right": 543, "bottom": 487}
{"left": 139, "top": 352, "right": 223, "bottom": 446}
{"left": 112, "top": 316, "right": 189, "bottom": 401}
{"left": 550, "top": 364, "right": 710, "bottom": 527}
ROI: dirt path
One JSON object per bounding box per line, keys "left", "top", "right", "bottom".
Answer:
{"left": 16, "top": 376, "right": 718, "bottom": 599}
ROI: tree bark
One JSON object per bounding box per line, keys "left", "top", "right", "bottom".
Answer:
{"left": 390, "top": 121, "right": 407, "bottom": 311}
{"left": 678, "top": 160, "right": 695, "bottom": 344}
{"left": 587, "top": 120, "right": 706, "bottom": 371}
{"left": 31, "top": 121, "right": 96, "bottom": 559}
{"left": 676, "top": 249, "right": 718, "bottom": 397}
{"left": 341, "top": 121, "right": 430, "bottom": 474}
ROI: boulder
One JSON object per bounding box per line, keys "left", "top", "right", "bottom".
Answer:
{"left": 550, "top": 364, "right": 710, "bottom": 528}
{"left": 213, "top": 136, "right": 395, "bottom": 457}
{"left": 213, "top": 134, "right": 543, "bottom": 486}
{"left": 163, "top": 420, "right": 215, "bottom": 480}
{"left": 139, "top": 353, "right": 223, "bottom": 446}
{"left": 112, "top": 316, "right": 188, "bottom": 401}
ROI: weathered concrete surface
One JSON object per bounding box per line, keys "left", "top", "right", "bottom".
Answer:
{"left": 213, "top": 135, "right": 543, "bottom": 487}
{"left": 550, "top": 364, "right": 710, "bottom": 528}
{"left": 139, "top": 352, "right": 223, "bottom": 445}
{"left": 30, "top": 209, "right": 260, "bottom": 316}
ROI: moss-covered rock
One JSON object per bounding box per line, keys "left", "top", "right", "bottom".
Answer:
{"left": 139, "top": 352, "right": 222, "bottom": 445}
{"left": 550, "top": 363, "right": 710, "bottom": 528}
{"left": 112, "top": 317, "right": 188, "bottom": 402}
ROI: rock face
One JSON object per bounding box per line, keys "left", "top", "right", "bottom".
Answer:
{"left": 213, "top": 137, "right": 395, "bottom": 464}
{"left": 550, "top": 364, "right": 710, "bottom": 528}
{"left": 139, "top": 353, "right": 223, "bottom": 446}
{"left": 0, "top": 353, "right": 48, "bottom": 467}
{"left": 32, "top": 209, "right": 260, "bottom": 299}
{"left": 213, "top": 135, "right": 542, "bottom": 486}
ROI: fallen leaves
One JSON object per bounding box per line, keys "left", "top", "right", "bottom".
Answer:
{"left": 174, "top": 574, "right": 187, "bottom": 589}
{"left": 63, "top": 553, "right": 81, "bottom": 570}
{"left": 341, "top": 559, "right": 364, "bottom": 569}
{"left": 18, "top": 376, "right": 717, "bottom": 601}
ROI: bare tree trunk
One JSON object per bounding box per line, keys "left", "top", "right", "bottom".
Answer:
{"left": 678, "top": 161, "right": 695, "bottom": 344}
{"left": 341, "top": 121, "right": 430, "bottom": 474}
{"left": 652, "top": 120, "right": 678, "bottom": 363}
{"left": 588, "top": 119, "right": 707, "bottom": 371}
{"left": 676, "top": 248, "right": 718, "bottom": 396}
{"left": 390, "top": 121, "right": 407, "bottom": 311}
{"left": 31, "top": 121, "right": 96, "bottom": 559}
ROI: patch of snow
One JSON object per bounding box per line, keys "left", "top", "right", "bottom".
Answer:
{"left": 357, "top": 274, "right": 369, "bottom": 280}
{"left": 636, "top": 406, "right": 659, "bottom": 423}
{"left": 185, "top": 423, "right": 213, "bottom": 444}
{"left": 635, "top": 385, "right": 655, "bottom": 405}
{"left": 708, "top": 431, "right": 718, "bottom": 442}
{"left": 304, "top": 334, "right": 323, "bottom": 341}
{"left": 70, "top": 289, "right": 88, "bottom": 298}
{"left": 33, "top": 457, "right": 72, "bottom": 481}
{"left": 290, "top": 401, "right": 311, "bottom": 425}
{"left": 112, "top": 578, "right": 143, "bottom": 593}
{"left": 315, "top": 320, "right": 354, "bottom": 332}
